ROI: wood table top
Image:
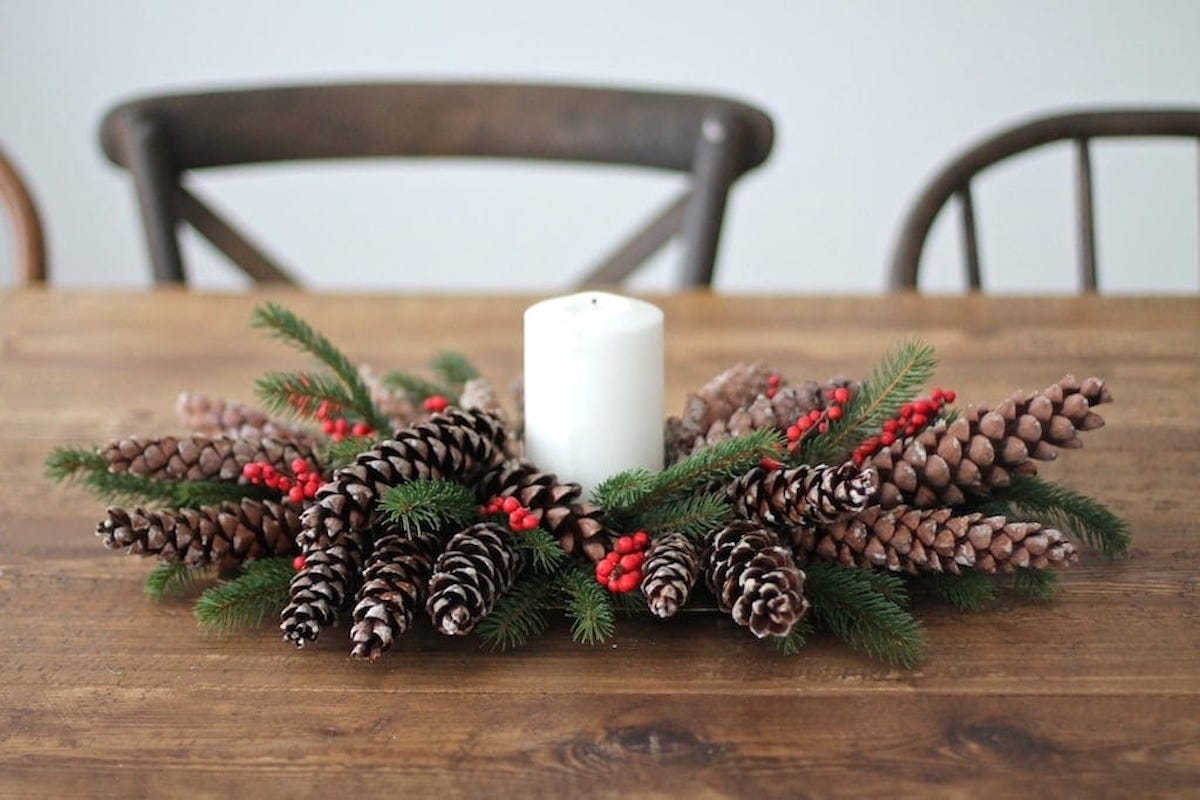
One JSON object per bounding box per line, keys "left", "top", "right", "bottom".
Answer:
{"left": 1, "top": 289, "right": 1198, "bottom": 799}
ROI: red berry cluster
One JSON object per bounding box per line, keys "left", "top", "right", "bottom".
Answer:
{"left": 851, "top": 387, "right": 957, "bottom": 466}
{"left": 595, "top": 531, "right": 650, "bottom": 594}
{"left": 292, "top": 554, "right": 307, "bottom": 571}
{"left": 315, "top": 399, "right": 373, "bottom": 442}
{"left": 423, "top": 395, "right": 450, "bottom": 413}
{"left": 481, "top": 495, "right": 540, "bottom": 532}
{"left": 765, "top": 373, "right": 782, "bottom": 399}
{"left": 785, "top": 386, "right": 851, "bottom": 450}
{"left": 242, "top": 457, "right": 323, "bottom": 505}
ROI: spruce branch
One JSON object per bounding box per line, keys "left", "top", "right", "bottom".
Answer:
{"left": 804, "top": 563, "right": 926, "bottom": 668}
{"left": 378, "top": 479, "right": 478, "bottom": 536}
{"left": 636, "top": 493, "right": 732, "bottom": 540}
{"left": 430, "top": 352, "right": 480, "bottom": 393}
{"left": 1012, "top": 567, "right": 1058, "bottom": 602}
{"left": 250, "top": 303, "right": 389, "bottom": 431}
{"left": 145, "top": 562, "right": 211, "bottom": 601}
{"left": 254, "top": 370, "right": 356, "bottom": 422}
{"left": 475, "top": 571, "right": 556, "bottom": 651}
{"left": 560, "top": 567, "right": 616, "bottom": 645}
{"left": 772, "top": 616, "right": 815, "bottom": 656}
{"left": 801, "top": 339, "right": 937, "bottom": 465}
{"left": 383, "top": 370, "right": 455, "bottom": 404}
{"left": 194, "top": 558, "right": 294, "bottom": 633}
{"left": 513, "top": 527, "right": 569, "bottom": 574}
{"left": 911, "top": 571, "right": 997, "bottom": 612}
{"left": 982, "top": 475, "right": 1131, "bottom": 557}
{"left": 324, "top": 435, "right": 380, "bottom": 470}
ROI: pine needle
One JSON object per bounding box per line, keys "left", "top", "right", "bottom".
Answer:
{"left": 911, "top": 570, "right": 997, "bottom": 612}
{"left": 429, "top": 352, "right": 479, "bottom": 393}
{"left": 144, "top": 562, "right": 211, "bottom": 601}
{"left": 382, "top": 370, "right": 455, "bottom": 404}
{"left": 324, "top": 435, "right": 381, "bottom": 470}
{"left": 635, "top": 492, "right": 732, "bottom": 539}
{"left": 560, "top": 568, "right": 616, "bottom": 645}
{"left": 255, "top": 370, "right": 357, "bottom": 422}
{"left": 513, "top": 527, "right": 569, "bottom": 574}
{"left": 772, "top": 616, "right": 814, "bottom": 656}
{"left": 802, "top": 339, "right": 937, "bottom": 465}
{"left": 475, "top": 571, "right": 556, "bottom": 651}
{"left": 250, "top": 303, "right": 389, "bottom": 431}
{"left": 194, "top": 558, "right": 294, "bottom": 633}
{"left": 377, "top": 479, "right": 478, "bottom": 536}
{"left": 804, "top": 563, "right": 925, "bottom": 668}
{"left": 984, "top": 475, "right": 1131, "bottom": 557}
{"left": 1011, "top": 568, "right": 1058, "bottom": 602}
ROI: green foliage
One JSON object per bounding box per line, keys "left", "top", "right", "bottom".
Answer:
{"left": 475, "top": 571, "right": 556, "bottom": 652}
{"left": 772, "top": 616, "right": 815, "bottom": 656}
{"left": 255, "top": 370, "right": 356, "bottom": 422}
{"left": 1011, "top": 568, "right": 1058, "bottom": 602}
{"left": 982, "top": 475, "right": 1131, "bottom": 557}
{"left": 383, "top": 370, "right": 456, "bottom": 405}
{"left": 804, "top": 563, "right": 925, "bottom": 668}
{"left": 559, "top": 567, "right": 616, "bottom": 645}
{"left": 45, "top": 445, "right": 263, "bottom": 508}
{"left": 194, "top": 558, "right": 294, "bottom": 633}
{"left": 636, "top": 493, "right": 732, "bottom": 539}
{"left": 378, "top": 479, "right": 478, "bottom": 536}
{"left": 324, "top": 435, "right": 380, "bottom": 470}
{"left": 801, "top": 339, "right": 937, "bottom": 465}
{"left": 144, "top": 562, "right": 211, "bottom": 601}
{"left": 250, "top": 303, "right": 389, "bottom": 431}
{"left": 513, "top": 527, "right": 569, "bottom": 574}
{"left": 429, "top": 352, "right": 479, "bottom": 392}
{"left": 911, "top": 570, "right": 997, "bottom": 612}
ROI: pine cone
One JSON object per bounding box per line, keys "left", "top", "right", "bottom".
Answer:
{"left": 810, "top": 505, "right": 1077, "bottom": 574}
{"left": 175, "top": 392, "right": 308, "bottom": 441}
{"left": 475, "top": 460, "right": 613, "bottom": 562}
{"left": 426, "top": 522, "right": 526, "bottom": 636}
{"left": 640, "top": 532, "right": 701, "bottom": 619}
{"left": 102, "top": 435, "right": 321, "bottom": 484}
{"left": 458, "top": 378, "right": 508, "bottom": 424}
{"left": 703, "top": 521, "right": 808, "bottom": 638}
{"left": 360, "top": 363, "right": 422, "bottom": 430}
{"left": 729, "top": 462, "right": 878, "bottom": 534}
{"left": 97, "top": 498, "right": 299, "bottom": 569}
{"left": 872, "top": 375, "right": 1111, "bottom": 509}
{"left": 349, "top": 527, "right": 442, "bottom": 661}
{"left": 281, "top": 528, "right": 369, "bottom": 647}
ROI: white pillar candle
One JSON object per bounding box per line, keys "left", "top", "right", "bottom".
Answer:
{"left": 523, "top": 291, "right": 665, "bottom": 499}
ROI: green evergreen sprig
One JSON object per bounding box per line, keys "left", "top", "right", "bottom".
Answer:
{"left": 560, "top": 567, "right": 616, "bottom": 645}
{"left": 378, "top": 479, "right": 478, "bottom": 536}
{"left": 911, "top": 570, "right": 998, "bottom": 612}
{"left": 1011, "top": 567, "right": 1058, "bottom": 602}
{"left": 194, "top": 558, "right": 294, "bottom": 633}
{"left": 804, "top": 563, "right": 925, "bottom": 668}
{"left": 513, "top": 527, "right": 569, "bottom": 574}
{"left": 250, "top": 303, "right": 389, "bottom": 431}
{"left": 383, "top": 371, "right": 456, "bottom": 404}
{"left": 773, "top": 616, "right": 815, "bottom": 656}
{"left": 636, "top": 493, "right": 732, "bottom": 539}
{"left": 255, "top": 370, "right": 356, "bottom": 423}
{"left": 144, "top": 562, "right": 212, "bottom": 601}
{"left": 324, "top": 435, "right": 380, "bottom": 470}
{"left": 974, "top": 475, "right": 1130, "bottom": 557}
{"left": 45, "top": 445, "right": 264, "bottom": 508}
{"left": 430, "top": 352, "right": 479, "bottom": 393}
{"left": 801, "top": 339, "right": 937, "bottom": 465}
{"left": 475, "top": 571, "right": 557, "bottom": 651}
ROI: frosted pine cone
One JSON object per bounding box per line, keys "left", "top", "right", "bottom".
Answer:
{"left": 811, "top": 505, "right": 1077, "bottom": 574}
{"left": 97, "top": 498, "right": 300, "bottom": 569}
{"left": 349, "top": 528, "right": 442, "bottom": 661}
{"left": 102, "top": 435, "right": 321, "bottom": 484}
{"left": 729, "top": 462, "right": 878, "bottom": 534}
{"left": 426, "top": 522, "right": 526, "bottom": 636}
{"left": 175, "top": 392, "right": 308, "bottom": 441}
{"left": 704, "top": 521, "right": 808, "bottom": 639}
{"left": 281, "top": 529, "right": 369, "bottom": 647}
{"left": 640, "top": 532, "right": 701, "bottom": 619}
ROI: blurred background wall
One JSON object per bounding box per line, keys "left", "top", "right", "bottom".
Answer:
{"left": 2, "top": 0, "right": 1198, "bottom": 292}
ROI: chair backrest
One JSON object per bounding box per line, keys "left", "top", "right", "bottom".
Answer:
{"left": 99, "top": 82, "right": 774, "bottom": 287}
{"left": 888, "top": 109, "right": 1200, "bottom": 292}
{"left": 0, "top": 145, "right": 47, "bottom": 285}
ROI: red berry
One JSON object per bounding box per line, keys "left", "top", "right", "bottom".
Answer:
{"left": 501, "top": 497, "right": 520, "bottom": 514}
{"left": 880, "top": 431, "right": 896, "bottom": 446}
{"left": 767, "top": 374, "right": 781, "bottom": 387}
{"left": 944, "top": 390, "right": 956, "bottom": 403}
{"left": 765, "top": 387, "right": 777, "bottom": 399}
{"left": 604, "top": 551, "right": 621, "bottom": 564}
{"left": 931, "top": 387, "right": 944, "bottom": 401}
{"left": 900, "top": 403, "right": 914, "bottom": 419}
{"left": 852, "top": 452, "right": 865, "bottom": 466}
{"left": 321, "top": 420, "right": 335, "bottom": 435}
{"left": 288, "top": 486, "right": 305, "bottom": 504}
{"left": 508, "top": 511, "right": 525, "bottom": 529}
{"left": 905, "top": 424, "right": 917, "bottom": 436}
{"left": 596, "top": 560, "right": 615, "bottom": 579}
{"left": 759, "top": 457, "right": 781, "bottom": 471}
{"left": 619, "top": 552, "right": 644, "bottom": 571}
{"left": 914, "top": 399, "right": 932, "bottom": 415}
{"left": 786, "top": 425, "right": 801, "bottom": 441}
{"left": 797, "top": 417, "right": 813, "bottom": 432}
{"left": 276, "top": 476, "right": 292, "bottom": 491}
{"left": 291, "top": 457, "right": 309, "bottom": 475}
{"left": 242, "top": 462, "right": 261, "bottom": 479}
{"left": 616, "top": 571, "right": 641, "bottom": 593}
{"left": 351, "top": 422, "right": 372, "bottom": 437}
{"left": 334, "top": 418, "right": 349, "bottom": 434}
{"left": 423, "top": 395, "right": 449, "bottom": 413}
{"left": 827, "top": 405, "right": 843, "bottom": 420}
{"left": 292, "top": 555, "right": 307, "bottom": 571}
{"left": 615, "top": 536, "right": 635, "bottom": 555}
{"left": 833, "top": 387, "right": 851, "bottom": 404}
{"left": 883, "top": 419, "right": 898, "bottom": 434}
{"left": 912, "top": 412, "right": 928, "bottom": 428}
{"left": 808, "top": 409, "right": 822, "bottom": 421}
{"left": 521, "top": 516, "right": 539, "bottom": 531}
{"left": 632, "top": 531, "right": 650, "bottom": 548}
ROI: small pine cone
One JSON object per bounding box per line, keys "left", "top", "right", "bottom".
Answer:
{"left": 175, "top": 392, "right": 308, "bottom": 441}
{"left": 349, "top": 528, "right": 442, "bottom": 661}
{"left": 812, "top": 505, "right": 1077, "bottom": 574}
{"left": 280, "top": 528, "right": 369, "bottom": 647}
{"left": 640, "top": 532, "right": 701, "bottom": 618}
{"left": 458, "top": 377, "right": 507, "bottom": 423}
{"left": 360, "top": 364, "right": 422, "bottom": 430}
{"left": 872, "top": 375, "right": 1112, "bottom": 509}
{"left": 102, "top": 434, "right": 321, "bottom": 484}
{"left": 297, "top": 408, "right": 508, "bottom": 551}
{"left": 475, "top": 460, "right": 614, "bottom": 562}
{"left": 729, "top": 462, "right": 878, "bottom": 533}
{"left": 703, "top": 521, "right": 808, "bottom": 638}
{"left": 426, "top": 522, "right": 526, "bottom": 636}
{"left": 97, "top": 498, "right": 300, "bottom": 569}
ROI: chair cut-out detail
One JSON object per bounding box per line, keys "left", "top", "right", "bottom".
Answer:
{"left": 99, "top": 82, "right": 774, "bottom": 287}
{"left": 888, "top": 109, "right": 1200, "bottom": 292}
{"left": 0, "top": 145, "right": 47, "bottom": 285}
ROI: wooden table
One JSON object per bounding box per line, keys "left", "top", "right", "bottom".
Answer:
{"left": 1, "top": 289, "right": 1197, "bottom": 799}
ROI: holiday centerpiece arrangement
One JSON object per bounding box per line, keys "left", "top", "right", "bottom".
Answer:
{"left": 46, "top": 296, "right": 1129, "bottom": 667}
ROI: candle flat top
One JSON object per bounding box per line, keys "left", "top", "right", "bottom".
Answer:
{"left": 524, "top": 291, "right": 663, "bottom": 331}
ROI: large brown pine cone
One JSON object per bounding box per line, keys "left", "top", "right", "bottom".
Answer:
{"left": 426, "top": 522, "right": 526, "bottom": 636}
{"left": 640, "top": 532, "right": 701, "bottom": 619}
{"left": 810, "top": 505, "right": 1077, "bottom": 574}
{"left": 175, "top": 392, "right": 308, "bottom": 441}
{"left": 97, "top": 498, "right": 300, "bottom": 569}
{"left": 872, "top": 375, "right": 1111, "bottom": 509}
{"left": 730, "top": 462, "right": 878, "bottom": 534}
{"left": 703, "top": 521, "right": 808, "bottom": 639}
{"left": 281, "top": 528, "right": 369, "bottom": 647}
{"left": 102, "top": 435, "right": 321, "bottom": 484}
{"left": 475, "top": 460, "right": 613, "bottom": 562}
{"left": 349, "top": 527, "right": 443, "bottom": 661}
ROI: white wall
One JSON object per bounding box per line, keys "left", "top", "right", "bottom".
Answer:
{"left": 2, "top": 0, "right": 1198, "bottom": 293}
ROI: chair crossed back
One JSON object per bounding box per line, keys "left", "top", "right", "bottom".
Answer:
{"left": 888, "top": 109, "right": 1200, "bottom": 292}
{"left": 0, "top": 145, "right": 47, "bottom": 285}
{"left": 99, "top": 82, "right": 774, "bottom": 287}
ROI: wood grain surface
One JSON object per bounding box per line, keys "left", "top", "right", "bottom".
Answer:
{"left": 1, "top": 289, "right": 1197, "bottom": 799}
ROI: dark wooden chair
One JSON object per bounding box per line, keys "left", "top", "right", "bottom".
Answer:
{"left": 0, "top": 145, "right": 47, "bottom": 285}
{"left": 888, "top": 109, "right": 1200, "bottom": 292}
{"left": 98, "top": 82, "right": 774, "bottom": 287}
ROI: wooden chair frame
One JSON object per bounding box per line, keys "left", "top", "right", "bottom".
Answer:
{"left": 0, "top": 146, "right": 47, "bottom": 284}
